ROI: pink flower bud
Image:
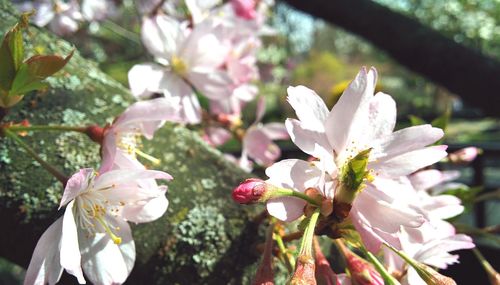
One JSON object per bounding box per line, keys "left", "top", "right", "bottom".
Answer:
{"left": 232, "top": 178, "right": 267, "bottom": 204}
{"left": 449, "top": 147, "right": 481, "bottom": 164}
{"left": 290, "top": 255, "right": 317, "bottom": 285}
{"left": 337, "top": 242, "right": 383, "bottom": 285}
{"left": 314, "top": 238, "right": 341, "bottom": 285}
{"left": 231, "top": 0, "right": 257, "bottom": 20}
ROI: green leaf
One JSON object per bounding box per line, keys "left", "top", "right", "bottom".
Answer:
{"left": 408, "top": 115, "right": 426, "bottom": 126}
{"left": 431, "top": 107, "right": 451, "bottom": 132}
{"left": 25, "top": 50, "right": 74, "bottom": 79}
{"left": 9, "top": 51, "right": 73, "bottom": 96}
{"left": 342, "top": 148, "right": 372, "bottom": 191}
{"left": 0, "top": 11, "right": 32, "bottom": 93}
{"left": 0, "top": 34, "right": 16, "bottom": 91}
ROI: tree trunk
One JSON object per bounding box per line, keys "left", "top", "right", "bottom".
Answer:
{"left": 282, "top": 0, "right": 500, "bottom": 117}
{"left": 0, "top": 1, "right": 259, "bottom": 284}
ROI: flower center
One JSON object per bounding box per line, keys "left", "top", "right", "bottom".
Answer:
{"left": 171, "top": 55, "right": 188, "bottom": 76}
{"left": 74, "top": 182, "right": 123, "bottom": 245}
{"left": 116, "top": 131, "right": 161, "bottom": 165}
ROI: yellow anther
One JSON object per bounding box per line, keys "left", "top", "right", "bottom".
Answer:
{"left": 171, "top": 56, "right": 188, "bottom": 76}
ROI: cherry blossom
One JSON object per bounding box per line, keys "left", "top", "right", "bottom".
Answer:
{"left": 128, "top": 15, "right": 232, "bottom": 123}
{"left": 264, "top": 67, "right": 448, "bottom": 251}
{"left": 100, "top": 97, "right": 182, "bottom": 172}
{"left": 24, "top": 167, "right": 172, "bottom": 285}
{"left": 17, "top": 0, "right": 82, "bottom": 36}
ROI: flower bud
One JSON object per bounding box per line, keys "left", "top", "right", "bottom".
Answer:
{"left": 411, "top": 263, "right": 456, "bottom": 285}
{"left": 252, "top": 226, "right": 275, "bottom": 285}
{"left": 232, "top": 178, "right": 268, "bottom": 204}
{"left": 448, "top": 147, "right": 481, "bottom": 164}
{"left": 338, "top": 242, "right": 383, "bottom": 285}
{"left": 290, "top": 255, "right": 317, "bottom": 285}
{"left": 313, "top": 238, "right": 341, "bottom": 285}
{"left": 231, "top": 0, "right": 257, "bottom": 20}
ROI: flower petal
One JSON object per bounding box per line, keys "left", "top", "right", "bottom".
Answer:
{"left": 141, "top": 14, "right": 184, "bottom": 60}
{"left": 188, "top": 69, "right": 233, "bottom": 101}
{"left": 374, "top": 145, "right": 448, "bottom": 177}
{"left": 324, "top": 67, "right": 377, "bottom": 154}
{"left": 60, "top": 202, "right": 85, "bottom": 283}
{"left": 60, "top": 168, "right": 94, "bottom": 209}
{"left": 367, "top": 92, "right": 396, "bottom": 139}
{"left": 80, "top": 221, "right": 135, "bottom": 285}
{"left": 128, "top": 63, "right": 167, "bottom": 98}
{"left": 24, "top": 218, "right": 64, "bottom": 285}
{"left": 286, "top": 85, "right": 329, "bottom": 131}
{"left": 265, "top": 159, "right": 323, "bottom": 222}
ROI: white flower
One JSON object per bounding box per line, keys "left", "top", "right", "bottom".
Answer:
{"left": 24, "top": 168, "right": 172, "bottom": 285}
{"left": 265, "top": 67, "right": 448, "bottom": 252}
{"left": 128, "top": 15, "right": 232, "bottom": 123}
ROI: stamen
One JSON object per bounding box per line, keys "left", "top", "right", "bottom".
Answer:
{"left": 135, "top": 149, "right": 161, "bottom": 165}
{"left": 96, "top": 216, "right": 122, "bottom": 245}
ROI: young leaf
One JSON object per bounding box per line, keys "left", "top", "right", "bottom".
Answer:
{"left": 24, "top": 50, "right": 74, "bottom": 79}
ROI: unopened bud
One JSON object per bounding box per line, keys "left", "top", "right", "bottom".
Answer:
{"left": 449, "top": 147, "right": 481, "bottom": 164}
{"left": 313, "top": 238, "right": 341, "bottom": 285}
{"left": 290, "top": 255, "right": 317, "bottom": 285}
{"left": 232, "top": 178, "right": 268, "bottom": 204}
{"left": 252, "top": 226, "right": 275, "bottom": 285}
{"left": 338, "top": 241, "right": 383, "bottom": 285}
{"left": 85, "top": 125, "right": 105, "bottom": 144}
{"left": 412, "top": 263, "right": 456, "bottom": 285}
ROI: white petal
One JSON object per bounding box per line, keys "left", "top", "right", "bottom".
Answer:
{"left": 188, "top": 69, "right": 233, "bottom": 100}
{"left": 286, "top": 85, "right": 329, "bottom": 131}
{"left": 409, "top": 169, "right": 460, "bottom": 192}
{"left": 113, "top": 97, "right": 182, "bottom": 138}
{"left": 374, "top": 145, "right": 448, "bottom": 177}
{"left": 94, "top": 169, "right": 172, "bottom": 190}
{"left": 373, "top": 124, "right": 444, "bottom": 161}
{"left": 80, "top": 221, "right": 135, "bottom": 285}
{"left": 324, "top": 67, "right": 377, "bottom": 154}
{"left": 122, "top": 187, "right": 169, "bottom": 223}
{"left": 60, "top": 169, "right": 94, "bottom": 209}
{"left": 60, "top": 202, "right": 85, "bottom": 283}
{"left": 261, "top": 122, "right": 289, "bottom": 140}
{"left": 367, "top": 92, "right": 396, "bottom": 139}
{"left": 128, "top": 63, "right": 167, "bottom": 98}
{"left": 266, "top": 196, "right": 306, "bottom": 222}
{"left": 141, "top": 15, "right": 183, "bottom": 59}
{"left": 24, "top": 218, "right": 64, "bottom": 285}
{"left": 163, "top": 76, "right": 202, "bottom": 123}
{"left": 179, "top": 19, "right": 229, "bottom": 69}
{"left": 243, "top": 127, "right": 280, "bottom": 166}
{"left": 285, "top": 119, "right": 336, "bottom": 174}
{"left": 265, "top": 159, "right": 323, "bottom": 222}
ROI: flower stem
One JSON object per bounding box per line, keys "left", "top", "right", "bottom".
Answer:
{"left": 273, "top": 187, "right": 321, "bottom": 207}
{"left": 7, "top": 124, "right": 87, "bottom": 133}
{"left": 298, "top": 209, "right": 321, "bottom": 257}
{"left": 472, "top": 248, "right": 500, "bottom": 284}
{"left": 3, "top": 128, "right": 68, "bottom": 184}
{"left": 360, "top": 246, "right": 401, "bottom": 285}
{"left": 274, "top": 231, "right": 295, "bottom": 272}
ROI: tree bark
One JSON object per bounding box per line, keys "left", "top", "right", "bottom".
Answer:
{"left": 282, "top": 0, "right": 500, "bottom": 117}
{"left": 0, "top": 1, "right": 259, "bottom": 284}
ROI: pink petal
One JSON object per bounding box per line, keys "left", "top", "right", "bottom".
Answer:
{"left": 367, "top": 92, "right": 396, "bottom": 139}
{"left": 60, "top": 168, "right": 94, "bottom": 209}
{"left": 128, "top": 63, "right": 167, "bottom": 98}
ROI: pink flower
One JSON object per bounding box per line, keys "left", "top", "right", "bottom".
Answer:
{"left": 265, "top": 67, "right": 447, "bottom": 251}
{"left": 448, "top": 147, "right": 481, "bottom": 164}
{"left": 24, "top": 168, "right": 172, "bottom": 285}
{"left": 128, "top": 15, "right": 232, "bottom": 123}
{"left": 18, "top": 0, "right": 82, "bottom": 36}
{"left": 240, "top": 98, "right": 288, "bottom": 171}
{"left": 101, "top": 98, "right": 181, "bottom": 172}
{"left": 231, "top": 0, "right": 257, "bottom": 20}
